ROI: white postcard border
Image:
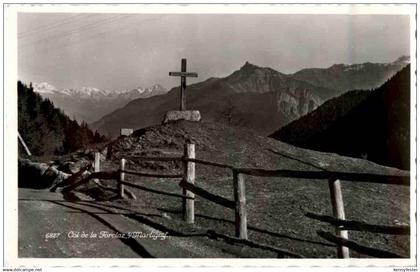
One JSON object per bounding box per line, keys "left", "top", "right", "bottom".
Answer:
{"left": 3, "top": 3, "right": 418, "bottom": 268}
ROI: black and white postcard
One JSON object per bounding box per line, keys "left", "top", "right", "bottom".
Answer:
{"left": 2, "top": 2, "right": 418, "bottom": 270}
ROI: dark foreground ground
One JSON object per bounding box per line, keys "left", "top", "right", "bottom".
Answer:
{"left": 19, "top": 188, "right": 250, "bottom": 258}
{"left": 19, "top": 121, "right": 411, "bottom": 258}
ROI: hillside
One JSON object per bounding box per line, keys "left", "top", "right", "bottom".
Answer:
{"left": 271, "top": 65, "right": 410, "bottom": 170}
{"left": 18, "top": 81, "right": 106, "bottom": 156}
{"left": 33, "top": 82, "right": 167, "bottom": 123}
{"left": 91, "top": 62, "right": 336, "bottom": 137}
{"left": 69, "top": 120, "right": 409, "bottom": 258}
{"left": 91, "top": 58, "right": 407, "bottom": 138}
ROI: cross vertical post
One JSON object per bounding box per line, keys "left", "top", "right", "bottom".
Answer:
{"left": 181, "top": 58, "right": 187, "bottom": 110}
{"left": 169, "top": 58, "right": 198, "bottom": 111}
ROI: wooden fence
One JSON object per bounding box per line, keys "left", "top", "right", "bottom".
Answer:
{"left": 66, "top": 143, "right": 410, "bottom": 258}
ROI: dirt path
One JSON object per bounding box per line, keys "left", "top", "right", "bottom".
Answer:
{"left": 18, "top": 188, "right": 236, "bottom": 258}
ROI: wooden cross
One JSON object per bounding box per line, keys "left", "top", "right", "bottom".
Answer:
{"left": 169, "top": 58, "right": 198, "bottom": 111}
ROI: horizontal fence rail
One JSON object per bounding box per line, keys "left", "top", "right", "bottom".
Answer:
{"left": 119, "top": 179, "right": 194, "bottom": 200}
{"left": 179, "top": 180, "right": 235, "bottom": 209}
{"left": 125, "top": 156, "right": 182, "bottom": 162}
{"left": 183, "top": 158, "right": 410, "bottom": 185}
{"left": 62, "top": 170, "right": 118, "bottom": 193}
{"left": 235, "top": 168, "right": 410, "bottom": 186}
{"left": 183, "top": 157, "right": 234, "bottom": 169}
{"left": 120, "top": 169, "right": 183, "bottom": 179}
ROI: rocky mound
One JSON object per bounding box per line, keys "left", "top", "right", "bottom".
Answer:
{"left": 107, "top": 120, "right": 407, "bottom": 176}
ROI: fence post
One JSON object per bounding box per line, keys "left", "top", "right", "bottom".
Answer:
{"left": 182, "top": 143, "right": 195, "bottom": 223}
{"left": 119, "top": 159, "right": 126, "bottom": 198}
{"left": 94, "top": 152, "right": 101, "bottom": 172}
{"left": 93, "top": 152, "right": 100, "bottom": 183}
{"left": 328, "top": 179, "right": 350, "bottom": 258}
{"left": 233, "top": 170, "right": 248, "bottom": 240}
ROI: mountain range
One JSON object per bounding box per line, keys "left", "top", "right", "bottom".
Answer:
{"left": 91, "top": 56, "right": 409, "bottom": 137}
{"left": 33, "top": 82, "right": 167, "bottom": 123}
{"left": 292, "top": 56, "right": 410, "bottom": 93}
{"left": 271, "top": 64, "right": 410, "bottom": 170}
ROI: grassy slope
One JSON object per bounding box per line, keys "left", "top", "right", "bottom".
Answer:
{"left": 79, "top": 120, "right": 410, "bottom": 258}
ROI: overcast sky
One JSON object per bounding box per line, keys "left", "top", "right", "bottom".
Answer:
{"left": 18, "top": 13, "right": 410, "bottom": 91}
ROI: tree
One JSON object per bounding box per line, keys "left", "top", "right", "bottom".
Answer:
{"left": 18, "top": 81, "right": 106, "bottom": 156}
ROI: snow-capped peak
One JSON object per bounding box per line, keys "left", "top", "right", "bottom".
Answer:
{"left": 33, "top": 82, "right": 57, "bottom": 94}
{"left": 33, "top": 82, "right": 167, "bottom": 100}
{"left": 343, "top": 63, "right": 366, "bottom": 72}
{"left": 129, "top": 84, "right": 166, "bottom": 96}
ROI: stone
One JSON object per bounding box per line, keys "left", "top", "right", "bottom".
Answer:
{"left": 120, "top": 128, "right": 134, "bottom": 136}
{"left": 162, "top": 212, "right": 172, "bottom": 219}
{"left": 18, "top": 158, "right": 70, "bottom": 189}
{"left": 162, "top": 110, "right": 201, "bottom": 124}
{"left": 57, "top": 161, "right": 75, "bottom": 173}
{"left": 57, "top": 159, "right": 91, "bottom": 174}
{"left": 43, "top": 167, "right": 71, "bottom": 187}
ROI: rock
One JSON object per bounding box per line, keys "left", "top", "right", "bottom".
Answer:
{"left": 19, "top": 159, "right": 50, "bottom": 176}
{"left": 162, "top": 110, "right": 201, "bottom": 124}
{"left": 43, "top": 166, "right": 71, "bottom": 187}
{"left": 57, "top": 159, "right": 91, "bottom": 174}
{"left": 68, "top": 163, "right": 81, "bottom": 174}
{"left": 162, "top": 212, "right": 172, "bottom": 219}
{"left": 18, "top": 158, "right": 70, "bottom": 189}
{"left": 71, "top": 159, "right": 91, "bottom": 173}
{"left": 100, "top": 147, "right": 108, "bottom": 158}
{"left": 57, "top": 162, "right": 75, "bottom": 174}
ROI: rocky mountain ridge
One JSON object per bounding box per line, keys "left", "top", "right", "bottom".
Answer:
{"left": 291, "top": 56, "right": 409, "bottom": 94}
{"left": 91, "top": 57, "right": 408, "bottom": 137}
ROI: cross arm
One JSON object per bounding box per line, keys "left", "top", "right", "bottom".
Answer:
{"left": 169, "top": 72, "right": 198, "bottom": 77}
